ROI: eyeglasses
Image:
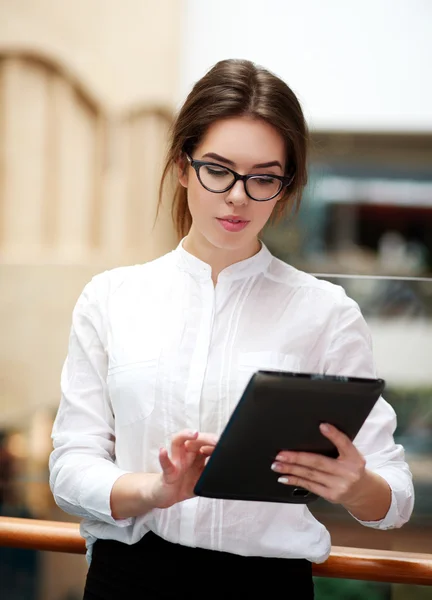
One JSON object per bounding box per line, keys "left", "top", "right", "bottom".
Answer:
{"left": 185, "top": 153, "right": 294, "bottom": 202}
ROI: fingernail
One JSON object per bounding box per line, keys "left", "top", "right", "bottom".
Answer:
{"left": 271, "top": 462, "right": 282, "bottom": 472}
{"left": 320, "top": 423, "right": 330, "bottom": 433}
{"left": 278, "top": 477, "right": 289, "bottom": 484}
{"left": 275, "top": 454, "right": 284, "bottom": 462}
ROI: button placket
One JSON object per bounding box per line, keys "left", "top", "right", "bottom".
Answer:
{"left": 180, "top": 278, "right": 215, "bottom": 546}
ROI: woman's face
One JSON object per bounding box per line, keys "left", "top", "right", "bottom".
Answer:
{"left": 179, "top": 116, "right": 286, "bottom": 257}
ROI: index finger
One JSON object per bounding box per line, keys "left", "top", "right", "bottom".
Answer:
{"left": 171, "top": 429, "right": 199, "bottom": 456}
{"left": 185, "top": 433, "right": 218, "bottom": 453}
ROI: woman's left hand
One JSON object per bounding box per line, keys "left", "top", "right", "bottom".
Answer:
{"left": 271, "top": 423, "right": 367, "bottom": 507}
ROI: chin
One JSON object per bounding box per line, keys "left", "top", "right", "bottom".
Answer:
{"left": 207, "top": 229, "right": 256, "bottom": 252}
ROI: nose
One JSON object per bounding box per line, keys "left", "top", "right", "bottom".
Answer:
{"left": 225, "top": 180, "right": 248, "bottom": 206}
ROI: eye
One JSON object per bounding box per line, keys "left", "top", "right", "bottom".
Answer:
{"left": 204, "top": 165, "right": 231, "bottom": 177}
{"left": 254, "top": 176, "right": 277, "bottom": 186}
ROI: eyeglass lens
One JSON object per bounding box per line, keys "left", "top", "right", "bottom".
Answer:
{"left": 199, "top": 164, "right": 282, "bottom": 200}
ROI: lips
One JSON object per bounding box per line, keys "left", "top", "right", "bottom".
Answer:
{"left": 216, "top": 217, "right": 249, "bottom": 233}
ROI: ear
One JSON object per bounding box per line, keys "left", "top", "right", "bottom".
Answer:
{"left": 177, "top": 155, "right": 189, "bottom": 188}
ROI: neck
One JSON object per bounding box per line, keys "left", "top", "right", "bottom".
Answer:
{"left": 183, "top": 228, "right": 261, "bottom": 284}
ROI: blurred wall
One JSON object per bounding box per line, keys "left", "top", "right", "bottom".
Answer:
{"left": 1, "top": 0, "right": 179, "bottom": 111}
{"left": 0, "top": 0, "right": 181, "bottom": 424}
{"left": 180, "top": 0, "right": 432, "bottom": 132}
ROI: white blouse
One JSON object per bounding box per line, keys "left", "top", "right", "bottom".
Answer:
{"left": 49, "top": 241, "right": 414, "bottom": 564}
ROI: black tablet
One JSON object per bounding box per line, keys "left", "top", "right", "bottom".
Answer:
{"left": 194, "top": 371, "right": 385, "bottom": 504}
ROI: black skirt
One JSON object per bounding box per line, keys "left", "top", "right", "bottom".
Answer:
{"left": 83, "top": 531, "right": 314, "bottom": 599}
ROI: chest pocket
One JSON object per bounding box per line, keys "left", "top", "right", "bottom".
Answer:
{"left": 107, "top": 357, "right": 159, "bottom": 426}
{"left": 235, "top": 351, "right": 301, "bottom": 404}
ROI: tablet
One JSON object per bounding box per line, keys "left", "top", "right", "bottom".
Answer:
{"left": 194, "top": 371, "right": 385, "bottom": 504}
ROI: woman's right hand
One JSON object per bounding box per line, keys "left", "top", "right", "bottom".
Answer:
{"left": 150, "top": 430, "right": 218, "bottom": 509}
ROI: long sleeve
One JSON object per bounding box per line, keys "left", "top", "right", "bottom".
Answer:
{"left": 49, "top": 276, "right": 132, "bottom": 526}
{"left": 324, "top": 296, "right": 415, "bottom": 530}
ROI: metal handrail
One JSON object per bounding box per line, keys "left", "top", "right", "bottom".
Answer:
{"left": 1, "top": 516, "right": 431, "bottom": 585}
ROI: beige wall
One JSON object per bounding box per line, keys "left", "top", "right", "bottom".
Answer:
{"left": 0, "top": 0, "right": 182, "bottom": 265}
{"left": 1, "top": 0, "right": 182, "bottom": 111}
{"left": 0, "top": 0, "right": 181, "bottom": 420}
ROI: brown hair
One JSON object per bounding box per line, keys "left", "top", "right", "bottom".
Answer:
{"left": 158, "top": 58, "right": 309, "bottom": 239}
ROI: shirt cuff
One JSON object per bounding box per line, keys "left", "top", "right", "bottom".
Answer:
{"left": 349, "top": 486, "right": 399, "bottom": 530}
{"left": 79, "top": 463, "right": 134, "bottom": 527}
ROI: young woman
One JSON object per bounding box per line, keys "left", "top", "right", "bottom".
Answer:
{"left": 49, "top": 59, "right": 414, "bottom": 599}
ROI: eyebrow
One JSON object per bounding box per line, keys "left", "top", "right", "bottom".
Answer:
{"left": 201, "top": 152, "right": 283, "bottom": 170}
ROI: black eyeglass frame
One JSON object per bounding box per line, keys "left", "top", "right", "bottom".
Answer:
{"left": 185, "top": 153, "right": 294, "bottom": 202}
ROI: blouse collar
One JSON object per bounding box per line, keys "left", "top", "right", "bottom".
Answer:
{"left": 174, "top": 238, "right": 273, "bottom": 282}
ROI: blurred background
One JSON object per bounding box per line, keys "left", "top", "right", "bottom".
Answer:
{"left": 0, "top": 1, "right": 431, "bottom": 598}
